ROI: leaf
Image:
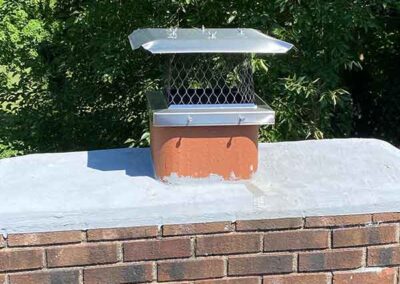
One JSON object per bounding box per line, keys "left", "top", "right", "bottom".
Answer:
{"left": 227, "top": 11, "right": 237, "bottom": 24}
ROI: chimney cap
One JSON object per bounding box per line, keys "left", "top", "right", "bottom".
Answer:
{"left": 128, "top": 28, "right": 293, "bottom": 54}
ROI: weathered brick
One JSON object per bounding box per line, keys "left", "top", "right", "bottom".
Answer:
{"left": 373, "top": 212, "right": 400, "bottom": 223}
{"left": 305, "top": 214, "right": 372, "bottom": 228}
{"left": 8, "top": 231, "right": 82, "bottom": 247}
{"left": 333, "top": 268, "right": 396, "bottom": 284}
{"left": 228, "top": 254, "right": 294, "bottom": 276}
{"left": 159, "top": 282, "right": 191, "bottom": 284}
{"left": 87, "top": 226, "right": 157, "bottom": 241}
{"left": 124, "top": 238, "right": 191, "bottom": 261}
{"left": 158, "top": 258, "right": 224, "bottom": 282}
{"left": 196, "top": 233, "right": 260, "bottom": 256}
{"left": 195, "top": 277, "right": 260, "bottom": 284}
{"left": 0, "top": 235, "right": 5, "bottom": 248}
{"left": 163, "top": 221, "right": 233, "bottom": 236}
{"left": 368, "top": 245, "right": 400, "bottom": 266}
{"left": 84, "top": 263, "right": 153, "bottom": 284}
{"left": 264, "top": 273, "right": 331, "bottom": 284}
{"left": 333, "top": 225, "right": 398, "bottom": 248}
{"left": 236, "top": 218, "right": 303, "bottom": 231}
{"left": 299, "top": 249, "right": 363, "bottom": 272}
{"left": 0, "top": 275, "right": 5, "bottom": 284}
{"left": 0, "top": 249, "right": 43, "bottom": 272}
{"left": 264, "top": 230, "right": 329, "bottom": 252}
{"left": 46, "top": 243, "right": 118, "bottom": 268}
{"left": 9, "top": 270, "right": 79, "bottom": 284}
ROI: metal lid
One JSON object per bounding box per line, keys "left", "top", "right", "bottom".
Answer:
{"left": 129, "top": 28, "right": 293, "bottom": 54}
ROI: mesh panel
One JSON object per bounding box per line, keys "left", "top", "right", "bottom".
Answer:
{"left": 164, "top": 54, "right": 255, "bottom": 106}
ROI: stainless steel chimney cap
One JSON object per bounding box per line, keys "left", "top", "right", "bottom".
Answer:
{"left": 128, "top": 28, "right": 293, "bottom": 54}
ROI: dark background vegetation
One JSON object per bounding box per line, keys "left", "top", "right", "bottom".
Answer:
{"left": 1, "top": 0, "right": 399, "bottom": 158}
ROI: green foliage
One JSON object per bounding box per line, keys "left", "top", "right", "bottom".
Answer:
{"left": 343, "top": 1, "right": 400, "bottom": 145}
{"left": 259, "top": 75, "right": 351, "bottom": 141}
{"left": 0, "top": 0, "right": 399, "bottom": 158}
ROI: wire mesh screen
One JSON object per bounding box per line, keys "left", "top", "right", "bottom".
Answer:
{"left": 164, "top": 54, "right": 255, "bottom": 106}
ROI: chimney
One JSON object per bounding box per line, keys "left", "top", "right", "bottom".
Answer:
{"left": 128, "top": 28, "right": 293, "bottom": 180}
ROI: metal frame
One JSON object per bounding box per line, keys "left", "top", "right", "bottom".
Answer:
{"left": 129, "top": 28, "right": 293, "bottom": 127}
{"left": 147, "top": 91, "right": 274, "bottom": 127}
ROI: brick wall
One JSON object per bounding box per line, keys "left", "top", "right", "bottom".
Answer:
{"left": 1, "top": 212, "right": 400, "bottom": 283}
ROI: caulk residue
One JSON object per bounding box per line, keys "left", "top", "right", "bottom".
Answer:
{"left": 163, "top": 173, "right": 226, "bottom": 185}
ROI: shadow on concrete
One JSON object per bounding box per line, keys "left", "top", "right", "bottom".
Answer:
{"left": 87, "top": 147, "right": 155, "bottom": 178}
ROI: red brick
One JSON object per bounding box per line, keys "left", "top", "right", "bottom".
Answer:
{"left": 264, "top": 273, "right": 331, "bottom": 284}
{"left": 196, "top": 233, "right": 260, "bottom": 256}
{"left": 158, "top": 258, "right": 224, "bottom": 281}
{"left": 305, "top": 214, "right": 372, "bottom": 228}
{"left": 333, "top": 268, "right": 396, "bottom": 284}
{"left": 84, "top": 263, "right": 153, "bottom": 284}
{"left": 87, "top": 226, "right": 157, "bottom": 241}
{"left": 195, "top": 277, "right": 260, "bottom": 284}
{"left": 264, "top": 230, "right": 329, "bottom": 252}
{"left": 333, "top": 225, "right": 398, "bottom": 248}
{"left": 163, "top": 221, "right": 233, "bottom": 236}
{"left": 236, "top": 218, "right": 303, "bottom": 231}
{"left": 368, "top": 245, "right": 400, "bottom": 266}
{"left": 373, "top": 212, "right": 400, "bottom": 223}
{"left": 8, "top": 231, "right": 82, "bottom": 247}
{"left": 46, "top": 243, "right": 117, "bottom": 268}
{"left": 299, "top": 249, "right": 363, "bottom": 272}
{"left": 9, "top": 270, "right": 79, "bottom": 284}
{"left": 124, "top": 238, "right": 191, "bottom": 261}
{"left": 228, "top": 254, "right": 294, "bottom": 276}
{"left": 0, "top": 249, "right": 43, "bottom": 272}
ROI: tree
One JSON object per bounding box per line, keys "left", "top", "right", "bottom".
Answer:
{"left": 1, "top": 0, "right": 399, "bottom": 158}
